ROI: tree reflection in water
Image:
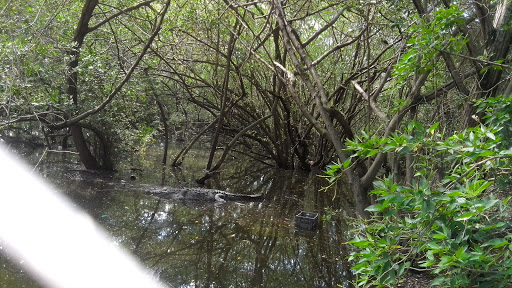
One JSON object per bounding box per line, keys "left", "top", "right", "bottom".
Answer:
{"left": 2, "top": 146, "right": 354, "bottom": 287}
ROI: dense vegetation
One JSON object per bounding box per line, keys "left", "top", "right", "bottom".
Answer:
{"left": 1, "top": 0, "right": 512, "bottom": 286}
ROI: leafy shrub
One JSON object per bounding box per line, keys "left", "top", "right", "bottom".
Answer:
{"left": 341, "top": 96, "right": 512, "bottom": 287}
{"left": 349, "top": 177, "right": 512, "bottom": 287}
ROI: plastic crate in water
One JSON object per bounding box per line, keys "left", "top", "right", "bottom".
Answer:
{"left": 295, "top": 211, "right": 319, "bottom": 231}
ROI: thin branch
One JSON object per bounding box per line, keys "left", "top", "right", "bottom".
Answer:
{"left": 360, "top": 68, "right": 478, "bottom": 187}
{"left": 447, "top": 155, "right": 508, "bottom": 189}
{"left": 311, "top": 30, "right": 364, "bottom": 66}
{"left": 439, "top": 49, "right": 511, "bottom": 68}
{"left": 0, "top": 0, "right": 13, "bottom": 15}
{"left": 273, "top": 61, "right": 328, "bottom": 136}
{"left": 371, "top": 63, "right": 393, "bottom": 101}
{"left": 171, "top": 118, "right": 219, "bottom": 167}
{"left": 440, "top": 50, "right": 470, "bottom": 95}
{"left": 49, "top": 0, "right": 171, "bottom": 130}
{"left": 32, "top": 148, "right": 48, "bottom": 172}
{"left": 303, "top": 6, "right": 349, "bottom": 47}
{"left": 197, "top": 113, "right": 272, "bottom": 183}
{"left": 88, "top": 0, "right": 156, "bottom": 33}
{"left": 473, "top": 0, "right": 493, "bottom": 43}
{"left": 351, "top": 80, "right": 388, "bottom": 120}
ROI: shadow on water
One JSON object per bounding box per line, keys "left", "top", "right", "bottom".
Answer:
{"left": 0, "top": 143, "right": 354, "bottom": 288}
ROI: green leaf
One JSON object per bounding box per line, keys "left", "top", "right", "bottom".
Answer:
{"left": 428, "top": 122, "right": 440, "bottom": 134}
{"left": 422, "top": 198, "right": 434, "bottom": 215}
{"left": 398, "top": 145, "right": 414, "bottom": 155}
{"left": 431, "top": 276, "right": 448, "bottom": 286}
{"left": 432, "top": 233, "right": 447, "bottom": 239}
{"left": 455, "top": 212, "right": 475, "bottom": 221}
{"left": 478, "top": 198, "right": 499, "bottom": 211}
{"left": 455, "top": 245, "right": 467, "bottom": 259}
{"left": 348, "top": 238, "right": 373, "bottom": 248}
{"left": 343, "top": 158, "right": 351, "bottom": 168}
{"left": 382, "top": 269, "right": 396, "bottom": 284}
{"left": 397, "top": 262, "right": 410, "bottom": 276}
{"left": 427, "top": 241, "right": 443, "bottom": 250}
{"left": 432, "top": 195, "right": 450, "bottom": 202}
{"left": 482, "top": 238, "right": 508, "bottom": 249}
{"left": 500, "top": 148, "right": 512, "bottom": 155}
{"left": 365, "top": 204, "right": 382, "bottom": 212}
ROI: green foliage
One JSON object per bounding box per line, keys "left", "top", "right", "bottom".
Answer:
{"left": 137, "top": 123, "right": 157, "bottom": 152}
{"left": 349, "top": 177, "right": 512, "bottom": 287}
{"left": 394, "top": 5, "right": 467, "bottom": 84}
{"left": 325, "top": 160, "right": 344, "bottom": 183}
{"left": 477, "top": 95, "right": 512, "bottom": 149}
{"left": 343, "top": 97, "right": 512, "bottom": 287}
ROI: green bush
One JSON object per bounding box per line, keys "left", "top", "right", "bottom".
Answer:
{"left": 339, "top": 96, "right": 512, "bottom": 287}
{"left": 349, "top": 177, "right": 512, "bottom": 287}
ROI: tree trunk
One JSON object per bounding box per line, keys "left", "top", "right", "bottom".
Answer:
{"left": 61, "top": 0, "right": 170, "bottom": 170}
{"left": 66, "top": 0, "right": 101, "bottom": 170}
{"left": 155, "top": 98, "right": 169, "bottom": 166}
{"left": 464, "top": 0, "right": 512, "bottom": 126}
{"left": 405, "top": 107, "right": 417, "bottom": 186}
{"left": 273, "top": 0, "right": 371, "bottom": 216}
{"left": 70, "top": 124, "right": 99, "bottom": 169}
{"left": 480, "top": 0, "right": 512, "bottom": 97}
{"left": 205, "top": 20, "right": 240, "bottom": 171}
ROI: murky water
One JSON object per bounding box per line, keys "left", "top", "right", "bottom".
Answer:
{"left": 0, "top": 143, "right": 354, "bottom": 287}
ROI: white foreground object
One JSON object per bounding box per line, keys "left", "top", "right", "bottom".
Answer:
{"left": 0, "top": 145, "right": 167, "bottom": 288}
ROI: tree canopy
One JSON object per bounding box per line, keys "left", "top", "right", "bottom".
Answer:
{"left": 1, "top": 0, "right": 512, "bottom": 220}
{"left": 2, "top": 0, "right": 512, "bottom": 286}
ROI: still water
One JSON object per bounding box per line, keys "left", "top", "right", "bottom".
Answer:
{"left": 0, "top": 143, "right": 353, "bottom": 287}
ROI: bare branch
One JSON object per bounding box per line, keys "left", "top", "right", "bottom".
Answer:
{"left": 360, "top": 68, "right": 478, "bottom": 187}
{"left": 311, "top": 30, "right": 364, "bottom": 66}
{"left": 303, "top": 6, "right": 349, "bottom": 47}
{"left": 351, "top": 80, "right": 388, "bottom": 120}
{"left": 473, "top": 0, "right": 493, "bottom": 43}
{"left": 88, "top": 0, "right": 156, "bottom": 33}
{"left": 439, "top": 49, "right": 510, "bottom": 68}
{"left": 371, "top": 63, "right": 393, "bottom": 102}
{"left": 50, "top": 0, "right": 171, "bottom": 130}
{"left": 440, "top": 51, "right": 470, "bottom": 95}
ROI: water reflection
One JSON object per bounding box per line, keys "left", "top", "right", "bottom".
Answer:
{"left": 1, "top": 144, "right": 353, "bottom": 287}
